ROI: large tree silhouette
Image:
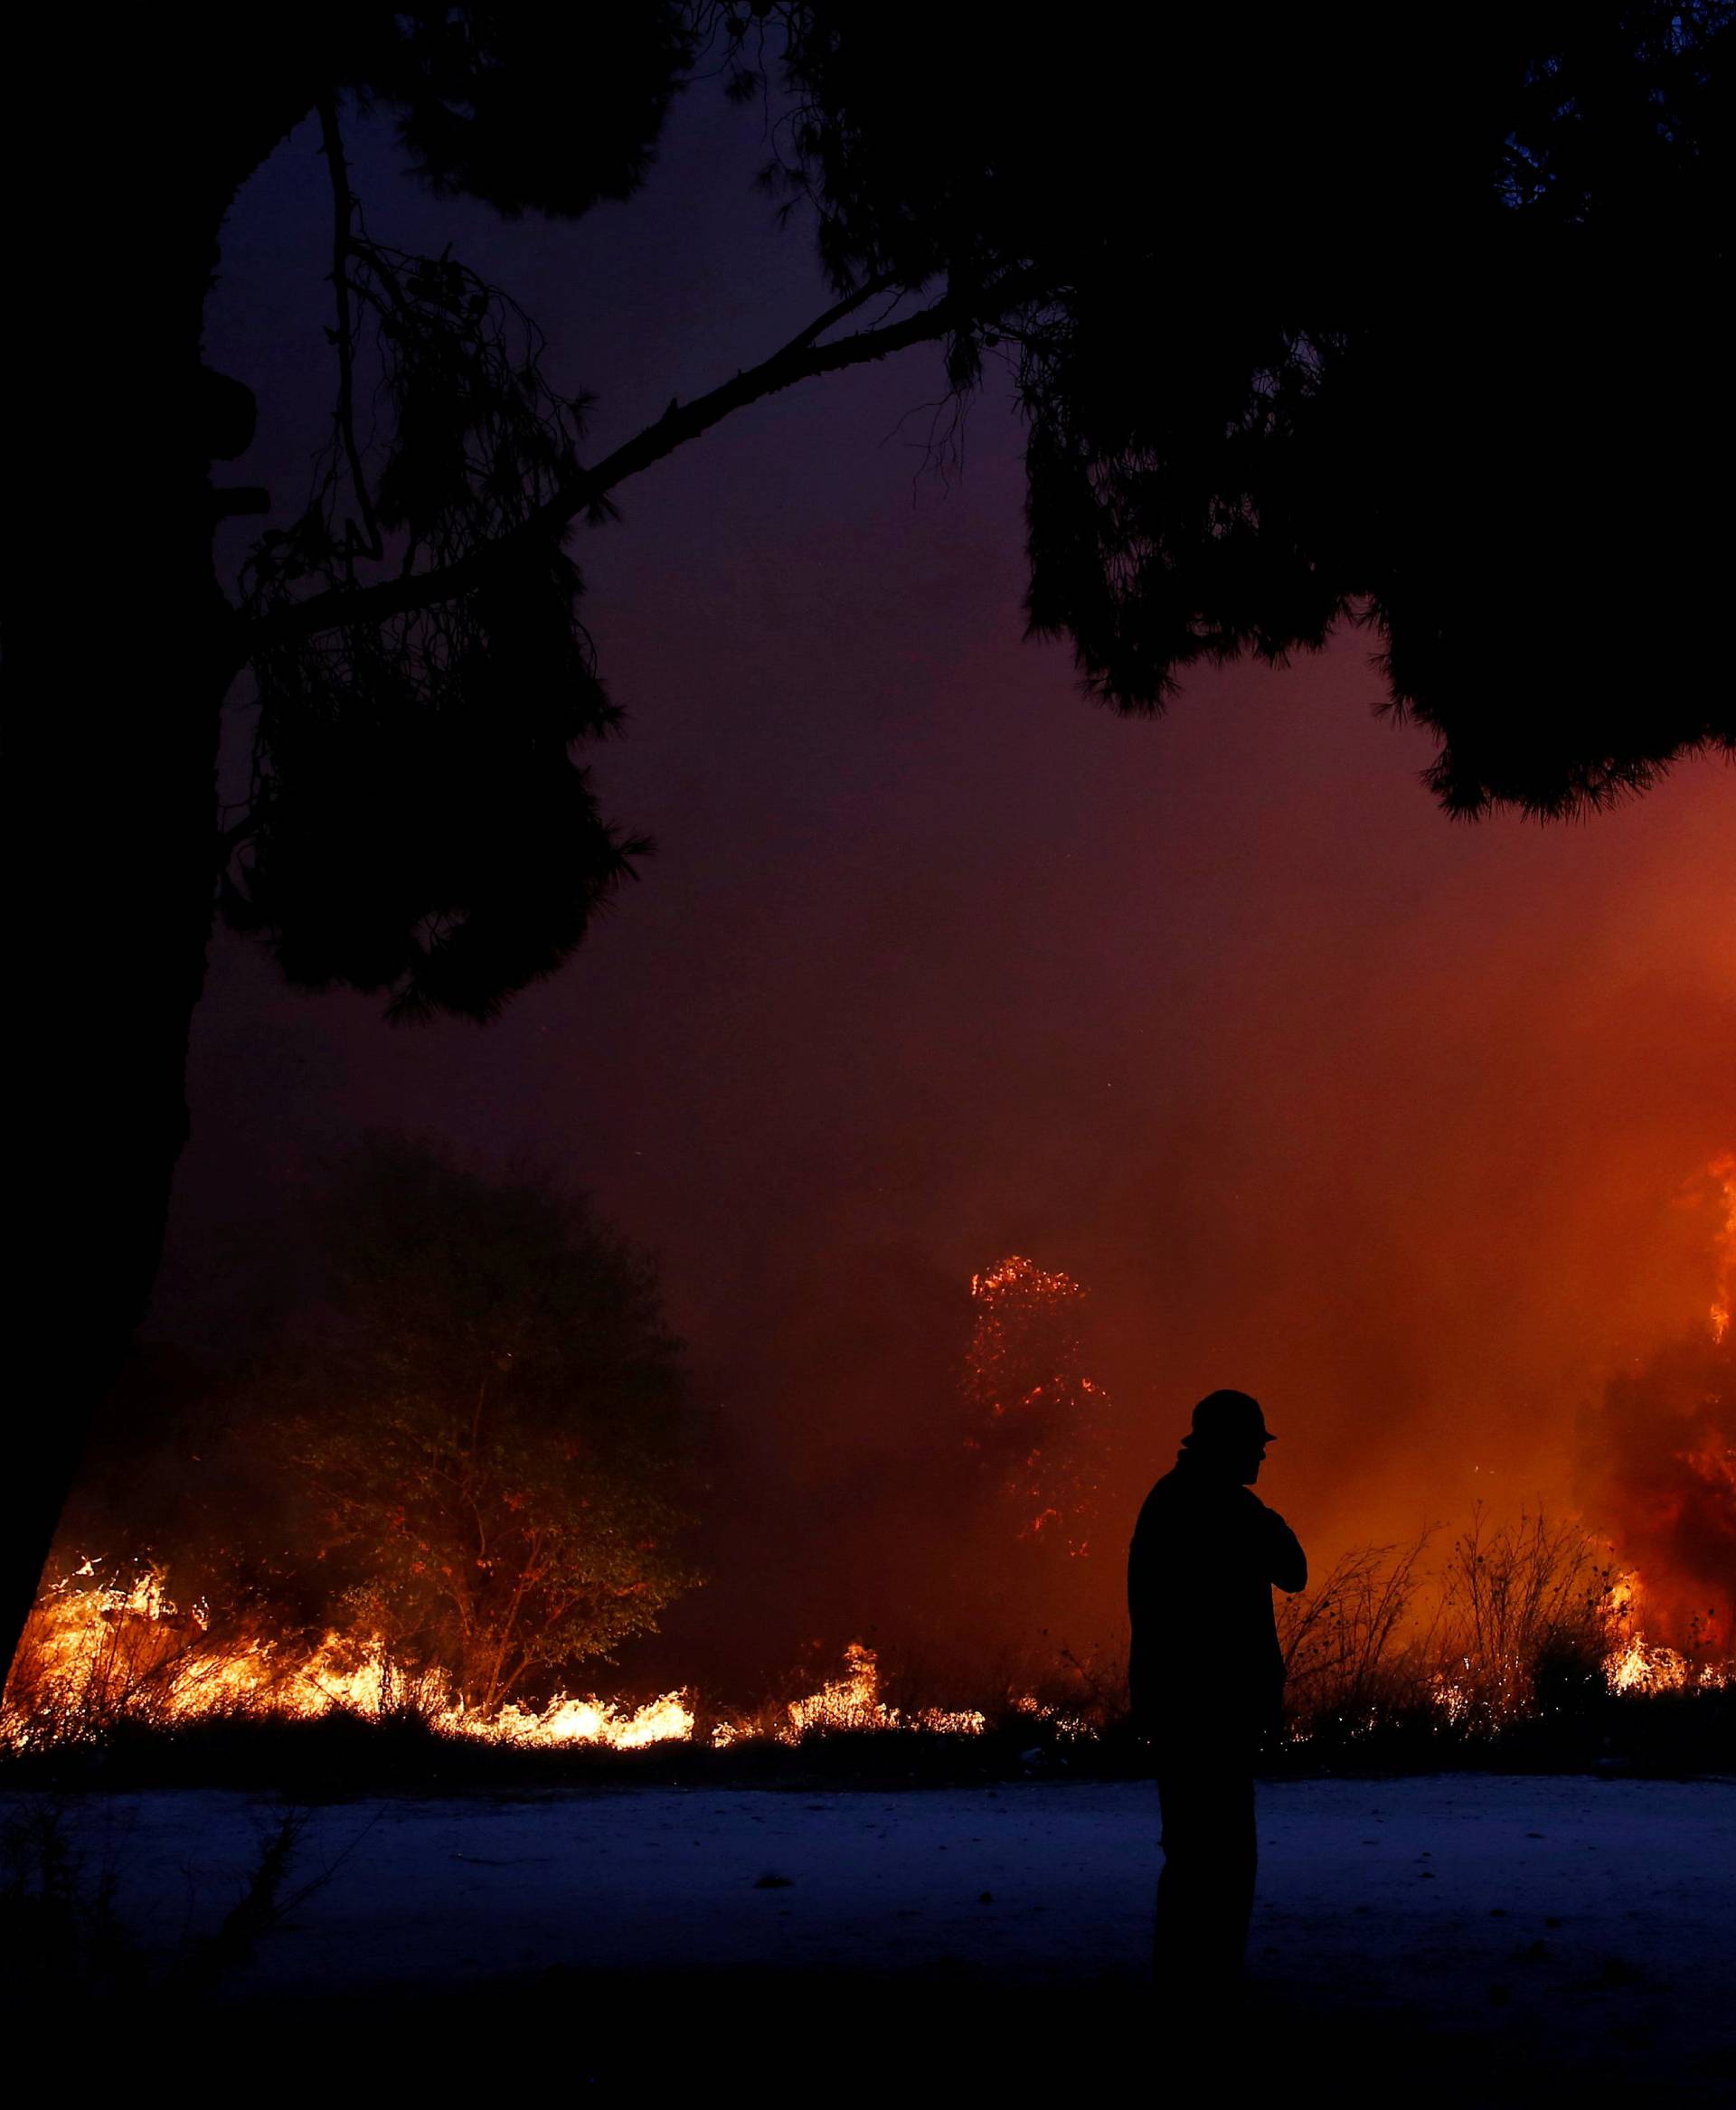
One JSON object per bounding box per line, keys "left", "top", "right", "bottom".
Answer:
{"left": 5, "top": 5, "right": 1731, "bottom": 1670}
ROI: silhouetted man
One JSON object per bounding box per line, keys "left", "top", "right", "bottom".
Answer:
{"left": 1127, "top": 1389, "right": 1307, "bottom": 1997}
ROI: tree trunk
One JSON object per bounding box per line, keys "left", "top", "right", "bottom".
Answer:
{"left": 1, "top": 347, "right": 233, "bottom": 1685}
{"left": 0, "top": 25, "right": 318, "bottom": 1681}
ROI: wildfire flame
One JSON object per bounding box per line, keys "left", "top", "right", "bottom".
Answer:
{"left": 1580, "top": 1153, "right": 1736, "bottom": 1666}
{"left": 1599, "top": 1565, "right": 1730, "bottom": 1695}
{"left": 781, "top": 1643, "right": 986, "bottom": 1738}
{"left": 1601, "top": 1634, "right": 1722, "bottom": 1695}
{"left": 8, "top": 1165, "right": 1731, "bottom": 1756}
{"left": 2, "top": 1559, "right": 697, "bottom": 1753}
{"left": 2, "top": 1568, "right": 991, "bottom": 1756}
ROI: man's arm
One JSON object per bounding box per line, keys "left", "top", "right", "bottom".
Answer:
{"left": 1258, "top": 1502, "right": 1307, "bottom": 1592}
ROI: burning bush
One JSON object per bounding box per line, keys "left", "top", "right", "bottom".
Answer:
{"left": 266, "top": 1136, "right": 703, "bottom": 1713}
{"left": 1429, "top": 1508, "right": 1617, "bottom": 1731}
{"left": 5, "top": 1138, "right": 704, "bottom": 1742}
{"left": 1277, "top": 1505, "right": 1730, "bottom": 1748}
{"left": 1277, "top": 1531, "right": 1436, "bottom": 1738}
{"left": 965, "top": 1256, "right": 1107, "bottom": 1557}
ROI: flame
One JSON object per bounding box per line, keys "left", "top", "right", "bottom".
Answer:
{"left": 1605, "top": 1634, "right": 1685, "bottom": 1694}
{"left": 1566, "top": 1154, "right": 1736, "bottom": 1668}
{"left": 489, "top": 1691, "right": 698, "bottom": 1747}
{"left": 1592, "top": 1557, "right": 1731, "bottom": 1697}
{"left": 779, "top": 1642, "right": 985, "bottom": 1739}
{"left": 11, "top": 1173, "right": 1732, "bottom": 1757}
{"left": 3, "top": 1569, "right": 991, "bottom": 1756}
{"left": 2, "top": 1560, "right": 695, "bottom": 1753}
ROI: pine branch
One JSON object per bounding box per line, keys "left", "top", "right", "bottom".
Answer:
{"left": 244, "top": 268, "right": 1037, "bottom": 655}
{"left": 316, "top": 98, "right": 383, "bottom": 569}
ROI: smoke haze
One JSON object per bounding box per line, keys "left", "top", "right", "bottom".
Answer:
{"left": 134, "top": 90, "right": 1734, "bottom": 1691}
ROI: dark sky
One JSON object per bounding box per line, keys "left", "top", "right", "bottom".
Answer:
{"left": 165, "top": 81, "right": 1736, "bottom": 1677}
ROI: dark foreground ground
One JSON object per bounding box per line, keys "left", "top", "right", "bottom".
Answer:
{"left": 227, "top": 1967, "right": 1722, "bottom": 2105}
{"left": 5, "top": 1776, "right": 1731, "bottom": 2101}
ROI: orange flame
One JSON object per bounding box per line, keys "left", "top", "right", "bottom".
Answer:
{"left": 2, "top": 1561, "right": 697, "bottom": 1753}
{"left": 3, "top": 1571, "right": 990, "bottom": 1756}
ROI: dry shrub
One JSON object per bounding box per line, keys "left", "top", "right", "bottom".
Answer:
{"left": 1278, "top": 1510, "right": 1628, "bottom": 1742}
{"left": 1430, "top": 1506, "right": 1614, "bottom": 1730}
{"left": 1278, "top": 1531, "right": 1436, "bottom": 1738}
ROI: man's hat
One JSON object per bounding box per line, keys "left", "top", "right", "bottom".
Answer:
{"left": 1189, "top": 1389, "right": 1275, "bottom": 1443}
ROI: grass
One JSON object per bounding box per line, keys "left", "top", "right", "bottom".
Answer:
{"left": 0, "top": 1793, "right": 334, "bottom": 2026}
{"left": 0, "top": 1677, "right": 1728, "bottom": 1795}
{"left": 7, "top": 1511, "right": 1729, "bottom": 1792}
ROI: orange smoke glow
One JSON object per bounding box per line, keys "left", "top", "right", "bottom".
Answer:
{"left": 10, "top": 1154, "right": 1732, "bottom": 1753}
{"left": 1708, "top": 1153, "right": 1735, "bottom": 1344}
{"left": 1573, "top": 1155, "right": 1736, "bottom": 1656}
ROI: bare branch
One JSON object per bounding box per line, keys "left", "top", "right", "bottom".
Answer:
{"left": 775, "top": 270, "right": 899, "bottom": 354}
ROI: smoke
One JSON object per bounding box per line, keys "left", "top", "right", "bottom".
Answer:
{"left": 107, "top": 59, "right": 1733, "bottom": 1709}
{"left": 1579, "top": 1330, "right": 1735, "bottom": 1649}
{"left": 1576, "top": 1159, "right": 1736, "bottom": 1651}
{"left": 1578, "top": 1156, "right": 1730, "bottom": 1645}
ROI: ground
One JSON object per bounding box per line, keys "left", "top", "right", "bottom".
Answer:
{"left": 8, "top": 1773, "right": 1733, "bottom": 2097}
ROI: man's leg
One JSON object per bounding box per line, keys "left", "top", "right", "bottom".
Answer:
{"left": 1155, "top": 1769, "right": 1258, "bottom": 1990}
{"left": 1222, "top": 1771, "right": 1257, "bottom": 1970}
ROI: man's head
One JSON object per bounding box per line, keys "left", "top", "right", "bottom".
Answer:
{"left": 1181, "top": 1389, "right": 1275, "bottom": 1483}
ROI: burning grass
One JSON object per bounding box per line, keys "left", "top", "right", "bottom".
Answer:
{"left": 4, "top": 1526, "right": 1730, "bottom": 1791}
{"left": 0, "top": 1569, "right": 1078, "bottom": 1782}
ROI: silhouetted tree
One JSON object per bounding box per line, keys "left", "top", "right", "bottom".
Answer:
{"left": 6, "top": 5, "right": 1731, "bottom": 1671}
{"left": 770, "top": 5, "right": 1734, "bottom": 812}
{"left": 5, "top": 7, "right": 702, "bottom": 1672}
{"left": 269, "top": 1136, "right": 698, "bottom": 1710}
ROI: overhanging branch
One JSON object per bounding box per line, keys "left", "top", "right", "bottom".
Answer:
{"left": 244, "top": 268, "right": 1037, "bottom": 655}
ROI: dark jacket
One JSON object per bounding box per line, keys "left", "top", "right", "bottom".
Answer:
{"left": 1127, "top": 1449, "right": 1307, "bottom": 1759}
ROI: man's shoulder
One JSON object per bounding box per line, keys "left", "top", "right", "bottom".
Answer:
{"left": 1134, "top": 1466, "right": 1182, "bottom": 1518}
{"left": 1131, "top": 1465, "right": 1212, "bottom": 1539}
{"left": 1143, "top": 1461, "right": 1257, "bottom": 1505}
{"left": 1133, "top": 1467, "right": 1264, "bottom": 1534}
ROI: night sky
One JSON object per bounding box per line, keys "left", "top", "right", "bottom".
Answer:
{"left": 161, "top": 83, "right": 1735, "bottom": 1681}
